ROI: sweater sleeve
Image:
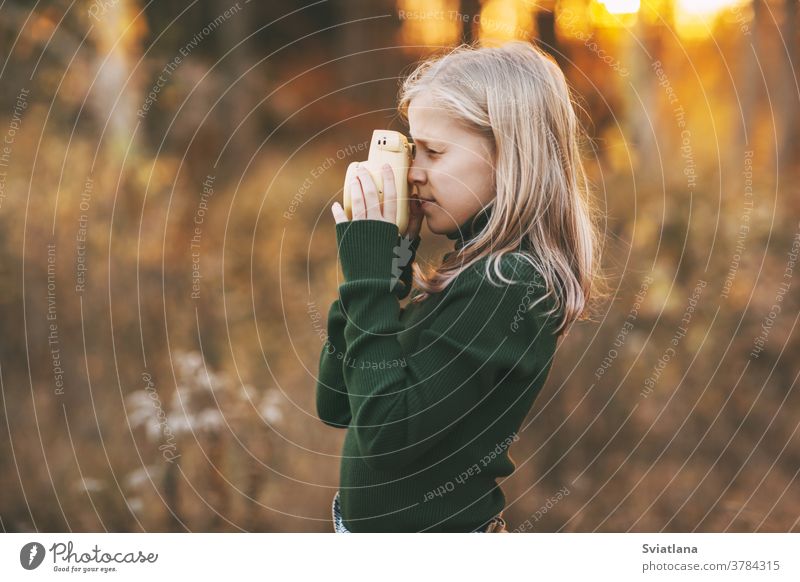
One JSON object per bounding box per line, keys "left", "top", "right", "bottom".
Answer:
{"left": 334, "top": 219, "right": 548, "bottom": 471}
{"left": 315, "top": 298, "right": 352, "bottom": 429}
{"left": 315, "top": 232, "right": 421, "bottom": 429}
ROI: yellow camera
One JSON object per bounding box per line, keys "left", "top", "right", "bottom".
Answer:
{"left": 343, "top": 130, "right": 415, "bottom": 236}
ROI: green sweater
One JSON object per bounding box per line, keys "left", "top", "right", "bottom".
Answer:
{"left": 315, "top": 206, "right": 559, "bottom": 532}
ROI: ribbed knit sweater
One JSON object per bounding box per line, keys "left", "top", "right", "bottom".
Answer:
{"left": 315, "top": 205, "right": 559, "bottom": 532}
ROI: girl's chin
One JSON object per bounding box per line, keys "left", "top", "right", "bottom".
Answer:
{"left": 426, "top": 220, "right": 447, "bottom": 235}
{"left": 422, "top": 210, "right": 453, "bottom": 235}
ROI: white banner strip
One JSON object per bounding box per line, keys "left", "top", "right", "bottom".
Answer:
{"left": 1, "top": 533, "right": 797, "bottom": 581}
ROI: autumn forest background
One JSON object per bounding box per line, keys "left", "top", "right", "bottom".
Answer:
{"left": 0, "top": 0, "right": 798, "bottom": 532}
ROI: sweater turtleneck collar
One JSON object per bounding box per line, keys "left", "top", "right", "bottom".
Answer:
{"left": 445, "top": 203, "right": 493, "bottom": 250}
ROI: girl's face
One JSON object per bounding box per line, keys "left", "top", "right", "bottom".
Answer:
{"left": 406, "top": 93, "right": 496, "bottom": 235}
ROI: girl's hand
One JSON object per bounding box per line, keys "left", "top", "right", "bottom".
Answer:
{"left": 332, "top": 163, "right": 422, "bottom": 239}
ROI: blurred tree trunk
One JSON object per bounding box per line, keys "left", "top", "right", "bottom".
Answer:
{"left": 163, "top": 458, "right": 183, "bottom": 531}
{"left": 535, "top": 2, "right": 561, "bottom": 66}
{"left": 214, "top": 0, "right": 261, "bottom": 176}
{"left": 337, "top": 0, "right": 398, "bottom": 106}
{"left": 778, "top": 0, "right": 798, "bottom": 173}
{"left": 206, "top": 431, "right": 230, "bottom": 530}
{"left": 89, "top": 0, "right": 147, "bottom": 162}
{"left": 625, "top": 17, "right": 661, "bottom": 171}
{"left": 737, "top": 0, "right": 762, "bottom": 152}
{"left": 461, "top": 0, "right": 481, "bottom": 44}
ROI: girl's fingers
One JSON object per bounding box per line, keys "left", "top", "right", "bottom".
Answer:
{"left": 351, "top": 178, "right": 366, "bottom": 220}
{"left": 331, "top": 201, "right": 348, "bottom": 224}
{"left": 380, "top": 164, "right": 396, "bottom": 224}
{"left": 356, "top": 166, "right": 381, "bottom": 220}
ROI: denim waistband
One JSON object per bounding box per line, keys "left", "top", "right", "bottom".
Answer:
{"left": 331, "top": 490, "right": 506, "bottom": 533}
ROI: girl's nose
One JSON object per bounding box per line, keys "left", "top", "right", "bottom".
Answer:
{"left": 407, "top": 159, "right": 426, "bottom": 186}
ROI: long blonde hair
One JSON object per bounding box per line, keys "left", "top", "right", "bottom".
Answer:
{"left": 397, "top": 40, "right": 606, "bottom": 337}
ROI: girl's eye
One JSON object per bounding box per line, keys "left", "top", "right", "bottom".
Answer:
{"left": 426, "top": 148, "right": 441, "bottom": 156}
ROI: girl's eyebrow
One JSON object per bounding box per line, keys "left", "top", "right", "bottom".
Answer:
{"left": 410, "top": 136, "right": 443, "bottom": 147}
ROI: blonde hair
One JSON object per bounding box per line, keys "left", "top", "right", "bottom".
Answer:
{"left": 397, "top": 40, "right": 607, "bottom": 337}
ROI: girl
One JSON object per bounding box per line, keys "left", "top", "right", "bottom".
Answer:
{"left": 317, "top": 40, "right": 602, "bottom": 533}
